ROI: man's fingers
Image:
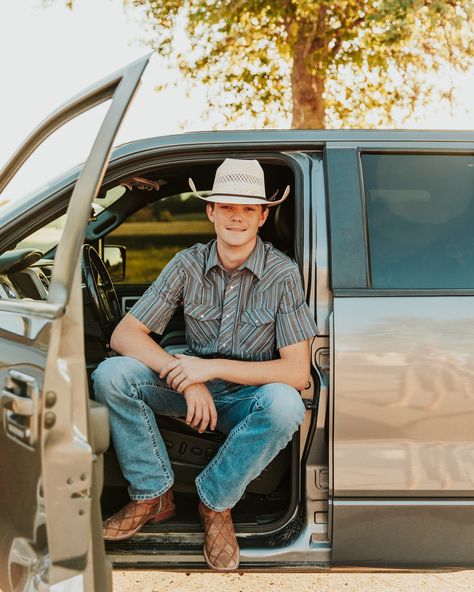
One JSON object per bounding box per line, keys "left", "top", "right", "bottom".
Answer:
{"left": 191, "top": 405, "right": 203, "bottom": 428}
{"left": 198, "top": 407, "right": 210, "bottom": 433}
{"left": 209, "top": 403, "right": 218, "bottom": 431}
{"left": 183, "top": 387, "right": 216, "bottom": 432}
{"left": 176, "top": 378, "right": 192, "bottom": 394}
{"left": 185, "top": 399, "right": 195, "bottom": 425}
{"left": 170, "top": 372, "right": 187, "bottom": 390}
{"left": 161, "top": 360, "right": 180, "bottom": 377}
{"left": 166, "top": 366, "right": 183, "bottom": 385}
{"left": 160, "top": 359, "right": 181, "bottom": 379}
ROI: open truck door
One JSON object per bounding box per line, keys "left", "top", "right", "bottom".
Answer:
{"left": 0, "top": 54, "right": 150, "bottom": 591}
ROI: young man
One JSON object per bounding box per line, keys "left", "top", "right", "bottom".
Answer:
{"left": 92, "top": 158, "right": 318, "bottom": 571}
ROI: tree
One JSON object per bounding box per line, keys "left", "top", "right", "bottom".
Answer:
{"left": 61, "top": 1, "right": 474, "bottom": 128}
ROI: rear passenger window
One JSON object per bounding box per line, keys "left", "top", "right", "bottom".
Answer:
{"left": 362, "top": 153, "right": 474, "bottom": 289}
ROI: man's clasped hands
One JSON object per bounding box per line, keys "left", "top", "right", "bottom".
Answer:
{"left": 160, "top": 354, "right": 218, "bottom": 433}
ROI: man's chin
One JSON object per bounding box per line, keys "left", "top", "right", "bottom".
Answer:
{"left": 228, "top": 234, "right": 246, "bottom": 243}
{"left": 221, "top": 231, "right": 251, "bottom": 245}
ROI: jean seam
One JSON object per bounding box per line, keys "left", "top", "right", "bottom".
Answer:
{"left": 119, "top": 382, "right": 179, "bottom": 497}
{"left": 195, "top": 414, "right": 251, "bottom": 506}
{"left": 134, "top": 380, "right": 178, "bottom": 394}
{"left": 212, "top": 394, "right": 257, "bottom": 403}
{"left": 137, "top": 398, "right": 172, "bottom": 483}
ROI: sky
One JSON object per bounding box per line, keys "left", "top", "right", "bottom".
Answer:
{"left": 0, "top": 1, "right": 208, "bottom": 159}
{"left": 0, "top": 0, "right": 212, "bottom": 199}
{"left": 1, "top": 0, "right": 474, "bottom": 199}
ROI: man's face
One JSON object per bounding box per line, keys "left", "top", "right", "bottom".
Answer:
{"left": 206, "top": 202, "right": 269, "bottom": 248}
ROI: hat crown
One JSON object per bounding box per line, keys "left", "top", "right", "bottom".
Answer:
{"left": 188, "top": 157, "right": 290, "bottom": 207}
{"left": 212, "top": 159, "right": 266, "bottom": 198}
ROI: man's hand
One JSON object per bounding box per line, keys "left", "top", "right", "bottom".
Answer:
{"left": 160, "top": 354, "right": 213, "bottom": 393}
{"left": 182, "top": 383, "right": 217, "bottom": 433}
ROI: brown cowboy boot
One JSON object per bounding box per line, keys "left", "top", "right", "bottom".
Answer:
{"left": 103, "top": 489, "right": 175, "bottom": 540}
{"left": 198, "top": 500, "right": 240, "bottom": 571}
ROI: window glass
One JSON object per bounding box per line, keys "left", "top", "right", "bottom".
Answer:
{"left": 2, "top": 101, "right": 110, "bottom": 206}
{"left": 16, "top": 214, "right": 67, "bottom": 252}
{"left": 15, "top": 185, "right": 126, "bottom": 254}
{"left": 1, "top": 101, "right": 112, "bottom": 259}
{"left": 105, "top": 193, "right": 215, "bottom": 284}
{"left": 363, "top": 153, "right": 474, "bottom": 289}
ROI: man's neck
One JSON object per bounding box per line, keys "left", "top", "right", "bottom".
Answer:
{"left": 216, "top": 237, "right": 257, "bottom": 274}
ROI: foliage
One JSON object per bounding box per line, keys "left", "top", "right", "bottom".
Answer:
{"left": 59, "top": 0, "right": 474, "bottom": 127}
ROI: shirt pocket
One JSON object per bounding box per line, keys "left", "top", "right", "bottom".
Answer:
{"left": 239, "top": 307, "right": 276, "bottom": 355}
{"left": 184, "top": 303, "right": 222, "bottom": 348}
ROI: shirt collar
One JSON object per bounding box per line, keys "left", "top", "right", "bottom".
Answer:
{"left": 205, "top": 236, "right": 265, "bottom": 280}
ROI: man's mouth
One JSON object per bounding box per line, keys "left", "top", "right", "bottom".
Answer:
{"left": 226, "top": 227, "right": 246, "bottom": 232}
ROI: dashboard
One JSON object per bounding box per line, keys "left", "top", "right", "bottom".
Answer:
{"left": 0, "top": 249, "right": 53, "bottom": 301}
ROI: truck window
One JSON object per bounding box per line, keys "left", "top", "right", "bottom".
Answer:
{"left": 362, "top": 153, "right": 474, "bottom": 289}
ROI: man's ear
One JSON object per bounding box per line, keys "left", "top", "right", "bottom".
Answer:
{"left": 206, "top": 203, "right": 215, "bottom": 222}
{"left": 258, "top": 207, "right": 270, "bottom": 227}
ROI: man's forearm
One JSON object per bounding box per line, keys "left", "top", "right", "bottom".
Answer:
{"left": 212, "top": 357, "right": 309, "bottom": 391}
{"left": 110, "top": 324, "right": 175, "bottom": 375}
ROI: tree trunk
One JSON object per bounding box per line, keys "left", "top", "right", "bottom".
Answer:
{"left": 291, "top": 36, "right": 326, "bottom": 129}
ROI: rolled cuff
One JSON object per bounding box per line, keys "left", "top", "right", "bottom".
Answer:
{"left": 129, "top": 295, "right": 176, "bottom": 335}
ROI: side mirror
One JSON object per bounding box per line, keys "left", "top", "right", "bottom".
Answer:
{"left": 103, "top": 245, "right": 126, "bottom": 281}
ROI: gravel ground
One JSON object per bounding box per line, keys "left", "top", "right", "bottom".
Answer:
{"left": 113, "top": 570, "right": 474, "bottom": 591}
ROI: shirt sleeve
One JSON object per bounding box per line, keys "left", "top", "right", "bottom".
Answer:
{"left": 128, "top": 252, "right": 184, "bottom": 334}
{"left": 275, "top": 266, "right": 319, "bottom": 349}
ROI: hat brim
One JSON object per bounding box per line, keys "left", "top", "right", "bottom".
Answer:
{"left": 188, "top": 178, "right": 289, "bottom": 207}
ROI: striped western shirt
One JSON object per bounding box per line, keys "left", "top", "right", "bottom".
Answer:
{"left": 129, "top": 237, "right": 318, "bottom": 391}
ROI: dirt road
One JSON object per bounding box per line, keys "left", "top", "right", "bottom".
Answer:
{"left": 114, "top": 570, "right": 474, "bottom": 591}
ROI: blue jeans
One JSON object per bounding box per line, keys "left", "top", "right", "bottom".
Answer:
{"left": 92, "top": 356, "right": 305, "bottom": 511}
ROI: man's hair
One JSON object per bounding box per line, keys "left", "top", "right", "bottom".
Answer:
{"left": 208, "top": 202, "right": 268, "bottom": 213}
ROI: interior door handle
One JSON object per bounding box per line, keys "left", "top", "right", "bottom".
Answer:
{"left": 1, "top": 389, "right": 34, "bottom": 415}
{"left": 2, "top": 370, "right": 39, "bottom": 448}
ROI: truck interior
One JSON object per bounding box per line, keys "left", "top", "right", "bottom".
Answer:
{"left": 81, "top": 156, "right": 326, "bottom": 551}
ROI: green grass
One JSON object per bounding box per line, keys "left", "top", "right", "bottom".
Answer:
{"left": 108, "top": 220, "right": 216, "bottom": 284}
{"left": 110, "top": 220, "right": 214, "bottom": 237}
{"left": 125, "top": 246, "right": 184, "bottom": 284}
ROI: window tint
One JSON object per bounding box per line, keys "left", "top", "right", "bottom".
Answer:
{"left": 363, "top": 153, "right": 474, "bottom": 289}
{"left": 105, "top": 193, "right": 214, "bottom": 284}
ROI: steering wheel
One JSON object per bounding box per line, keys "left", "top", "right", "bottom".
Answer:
{"left": 81, "top": 244, "right": 121, "bottom": 341}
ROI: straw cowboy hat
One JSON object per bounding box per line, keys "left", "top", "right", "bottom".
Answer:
{"left": 189, "top": 158, "right": 290, "bottom": 207}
